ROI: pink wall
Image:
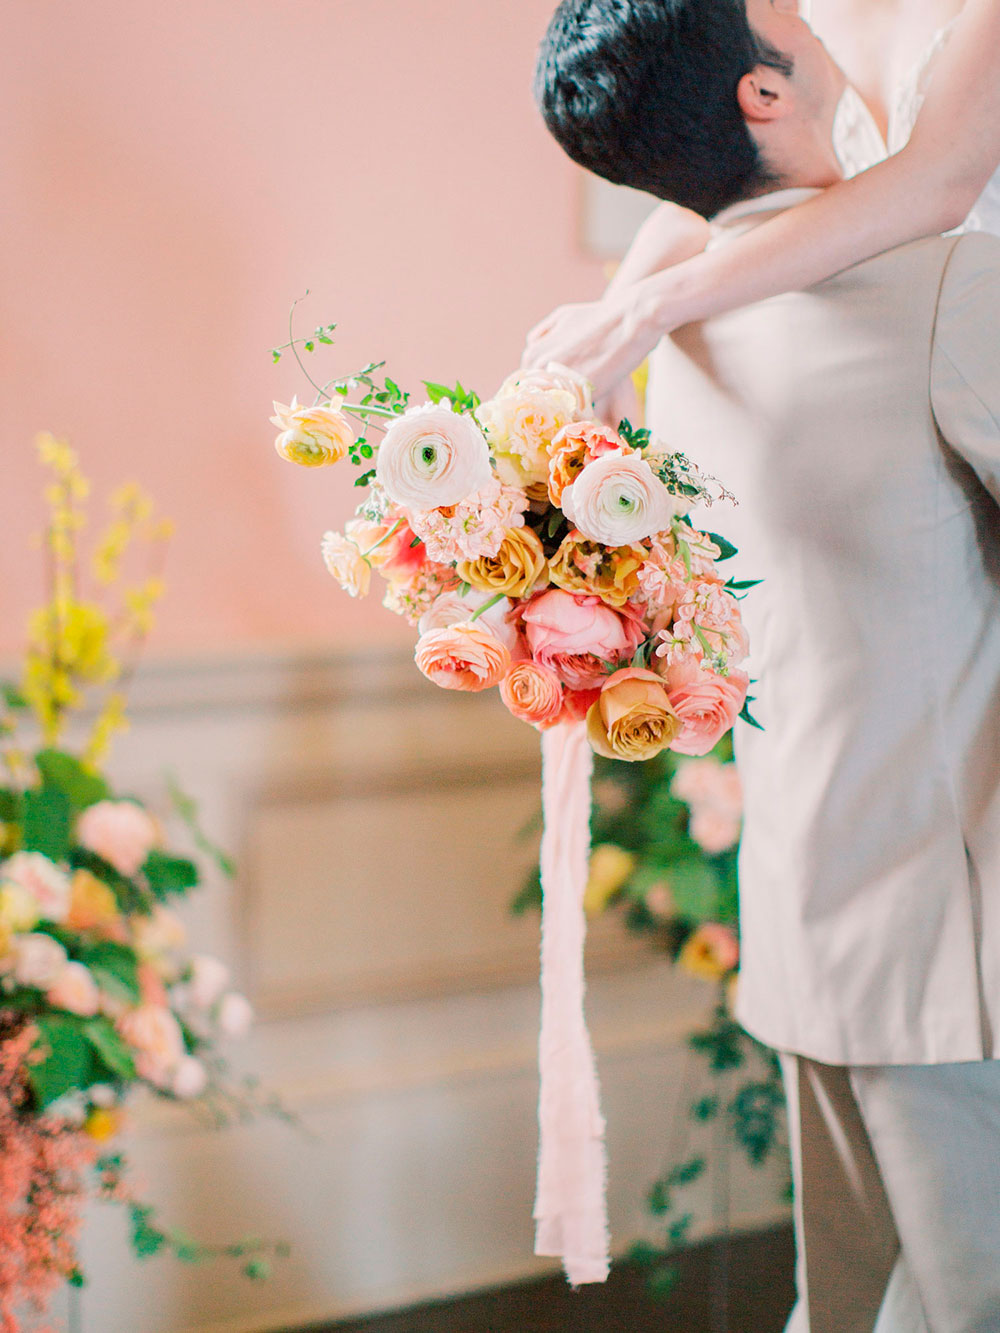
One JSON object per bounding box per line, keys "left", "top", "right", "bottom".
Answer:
{"left": 0, "top": 0, "right": 604, "bottom": 659}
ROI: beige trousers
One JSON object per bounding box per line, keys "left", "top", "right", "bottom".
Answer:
{"left": 780, "top": 1054, "right": 1000, "bottom": 1333}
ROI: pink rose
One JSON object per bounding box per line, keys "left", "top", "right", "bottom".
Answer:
{"left": 414, "top": 623, "right": 512, "bottom": 692}
{"left": 520, "top": 589, "right": 645, "bottom": 690}
{"left": 499, "top": 661, "right": 565, "bottom": 728}
{"left": 76, "top": 801, "right": 157, "bottom": 877}
{"left": 47, "top": 961, "right": 101, "bottom": 1017}
{"left": 663, "top": 662, "right": 749, "bottom": 757}
{"left": 690, "top": 809, "right": 742, "bottom": 855}
{"left": 679, "top": 923, "right": 740, "bottom": 981}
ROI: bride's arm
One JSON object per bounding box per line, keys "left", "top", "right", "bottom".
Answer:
{"left": 524, "top": 0, "right": 1000, "bottom": 394}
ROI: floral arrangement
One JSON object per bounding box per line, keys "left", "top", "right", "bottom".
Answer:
{"left": 0, "top": 438, "right": 284, "bottom": 1332}
{"left": 271, "top": 325, "right": 755, "bottom": 760}
{"left": 517, "top": 738, "right": 787, "bottom": 1300}
{"left": 270, "top": 315, "right": 757, "bottom": 1284}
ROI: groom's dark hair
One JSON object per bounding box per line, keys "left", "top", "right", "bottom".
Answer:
{"left": 534, "top": 0, "right": 793, "bottom": 218}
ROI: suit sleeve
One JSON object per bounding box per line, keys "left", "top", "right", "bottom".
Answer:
{"left": 930, "top": 234, "right": 1000, "bottom": 508}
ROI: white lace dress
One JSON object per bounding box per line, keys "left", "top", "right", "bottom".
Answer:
{"left": 831, "top": 22, "right": 1000, "bottom": 234}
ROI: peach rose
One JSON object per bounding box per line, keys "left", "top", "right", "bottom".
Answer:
{"left": 47, "top": 961, "right": 101, "bottom": 1017}
{"left": 506, "top": 362, "right": 593, "bottom": 414}
{"left": 1, "top": 852, "right": 71, "bottom": 923}
{"left": 457, "top": 526, "right": 548, "bottom": 598}
{"left": 414, "top": 623, "right": 512, "bottom": 692}
{"left": 586, "top": 668, "right": 680, "bottom": 762}
{"left": 271, "top": 398, "right": 354, "bottom": 467}
{"left": 499, "top": 661, "right": 564, "bottom": 727}
{"left": 548, "top": 532, "right": 646, "bottom": 608}
{"left": 663, "top": 662, "right": 749, "bottom": 756}
{"left": 562, "top": 451, "right": 680, "bottom": 546}
{"left": 520, "top": 589, "right": 645, "bottom": 690}
{"left": 547, "top": 420, "right": 631, "bottom": 506}
{"left": 418, "top": 588, "right": 521, "bottom": 654}
{"left": 321, "top": 530, "right": 372, "bottom": 598}
{"left": 678, "top": 924, "right": 740, "bottom": 981}
{"left": 376, "top": 402, "right": 492, "bottom": 509}
{"left": 76, "top": 801, "right": 158, "bottom": 877}
{"left": 117, "top": 1004, "right": 186, "bottom": 1087}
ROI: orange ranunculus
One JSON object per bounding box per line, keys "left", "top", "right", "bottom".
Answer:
{"left": 547, "top": 420, "right": 632, "bottom": 506}
{"left": 499, "top": 660, "right": 564, "bottom": 727}
{"left": 414, "top": 623, "right": 511, "bottom": 692}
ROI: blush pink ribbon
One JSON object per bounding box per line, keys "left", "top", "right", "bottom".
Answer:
{"left": 533, "top": 720, "right": 610, "bottom": 1285}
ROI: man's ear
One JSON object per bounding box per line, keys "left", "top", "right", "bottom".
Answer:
{"left": 737, "top": 67, "right": 792, "bottom": 123}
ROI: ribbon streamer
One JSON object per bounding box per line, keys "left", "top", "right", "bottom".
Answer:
{"left": 533, "top": 720, "right": 610, "bottom": 1285}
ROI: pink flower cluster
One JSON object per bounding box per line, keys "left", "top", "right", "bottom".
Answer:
{"left": 672, "top": 756, "right": 743, "bottom": 853}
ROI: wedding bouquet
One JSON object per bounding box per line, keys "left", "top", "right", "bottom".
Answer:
{"left": 271, "top": 320, "right": 755, "bottom": 1284}
{"left": 0, "top": 438, "right": 283, "bottom": 1332}
{"left": 272, "top": 350, "right": 751, "bottom": 759}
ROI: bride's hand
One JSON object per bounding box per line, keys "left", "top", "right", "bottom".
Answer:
{"left": 521, "top": 282, "right": 668, "bottom": 399}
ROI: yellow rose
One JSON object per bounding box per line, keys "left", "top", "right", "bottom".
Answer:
{"left": 0, "top": 883, "right": 41, "bottom": 933}
{"left": 66, "top": 869, "right": 120, "bottom": 932}
{"left": 678, "top": 924, "right": 740, "bottom": 982}
{"left": 583, "top": 844, "right": 636, "bottom": 916}
{"left": 548, "top": 533, "right": 645, "bottom": 608}
{"left": 84, "top": 1107, "right": 123, "bottom": 1141}
{"left": 587, "top": 668, "right": 680, "bottom": 762}
{"left": 271, "top": 398, "right": 354, "bottom": 467}
{"left": 456, "top": 526, "right": 548, "bottom": 597}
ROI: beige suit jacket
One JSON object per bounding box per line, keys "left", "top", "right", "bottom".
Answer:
{"left": 648, "top": 196, "right": 1000, "bottom": 1064}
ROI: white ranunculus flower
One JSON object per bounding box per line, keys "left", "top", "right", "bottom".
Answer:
{"left": 171, "top": 1054, "right": 208, "bottom": 1099}
{"left": 561, "top": 452, "right": 680, "bottom": 546}
{"left": 13, "top": 933, "right": 69, "bottom": 989}
{"left": 376, "top": 402, "right": 492, "bottom": 509}
{"left": 418, "top": 588, "right": 518, "bottom": 653}
{"left": 187, "top": 954, "right": 231, "bottom": 1009}
{"left": 216, "top": 991, "right": 254, "bottom": 1038}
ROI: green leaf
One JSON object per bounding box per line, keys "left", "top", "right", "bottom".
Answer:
{"left": 22, "top": 786, "right": 72, "bottom": 860}
{"left": 1, "top": 683, "right": 28, "bottom": 710}
{"left": 27, "top": 1014, "right": 97, "bottom": 1109}
{"left": 0, "top": 787, "right": 22, "bottom": 822}
{"left": 725, "top": 578, "right": 762, "bottom": 592}
{"left": 665, "top": 857, "right": 722, "bottom": 919}
{"left": 703, "top": 531, "right": 738, "bottom": 561}
{"left": 143, "top": 850, "right": 199, "bottom": 898}
{"left": 36, "top": 749, "right": 110, "bottom": 811}
{"left": 68, "top": 847, "right": 148, "bottom": 914}
{"left": 80, "top": 940, "right": 142, "bottom": 1005}
{"left": 166, "top": 776, "right": 236, "bottom": 879}
{"left": 83, "top": 1016, "right": 137, "bottom": 1081}
{"left": 739, "top": 697, "right": 764, "bottom": 731}
{"left": 129, "top": 1205, "right": 167, "bottom": 1258}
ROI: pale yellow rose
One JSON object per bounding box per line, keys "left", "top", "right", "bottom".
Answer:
{"left": 66, "top": 869, "right": 120, "bottom": 932}
{"left": 587, "top": 668, "right": 680, "bottom": 762}
{"left": 583, "top": 844, "right": 636, "bottom": 916}
{"left": 0, "top": 883, "right": 41, "bottom": 933}
{"left": 271, "top": 398, "right": 354, "bottom": 467}
{"left": 548, "top": 533, "right": 646, "bottom": 608}
{"left": 321, "top": 531, "right": 372, "bottom": 597}
{"left": 456, "top": 526, "right": 548, "bottom": 597}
